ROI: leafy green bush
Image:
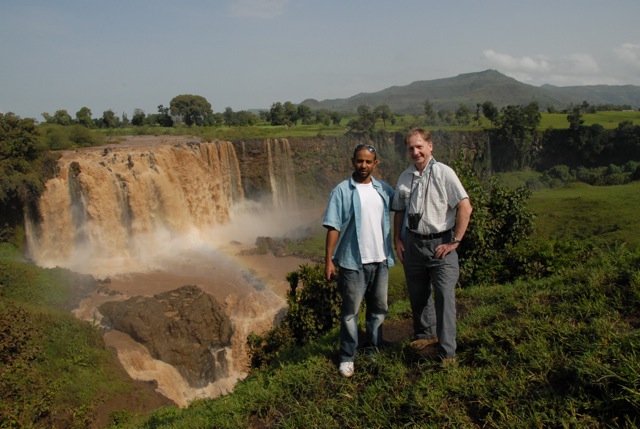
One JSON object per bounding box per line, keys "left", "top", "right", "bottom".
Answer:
{"left": 40, "top": 124, "right": 104, "bottom": 150}
{"left": 248, "top": 264, "right": 340, "bottom": 368}
{"left": 0, "top": 302, "right": 52, "bottom": 428}
{"left": 541, "top": 164, "right": 575, "bottom": 187}
{"left": 506, "top": 237, "right": 592, "bottom": 279}
{"left": 0, "top": 113, "right": 47, "bottom": 243}
{"left": 285, "top": 264, "right": 341, "bottom": 345}
{"left": 247, "top": 325, "right": 295, "bottom": 369}
{"left": 452, "top": 155, "right": 535, "bottom": 286}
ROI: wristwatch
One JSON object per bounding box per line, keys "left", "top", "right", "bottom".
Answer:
{"left": 451, "top": 236, "right": 461, "bottom": 245}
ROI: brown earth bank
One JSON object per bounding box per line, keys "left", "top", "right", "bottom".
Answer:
{"left": 90, "top": 357, "right": 177, "bottom": 429}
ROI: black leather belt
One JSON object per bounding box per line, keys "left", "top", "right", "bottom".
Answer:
{"left": 409, "top": 229, "right": 452, "bottom": 240}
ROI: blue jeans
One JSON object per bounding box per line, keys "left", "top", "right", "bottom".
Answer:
{"left": 403, "top": 232, "right": 459, "bottom": 358}
{"left": 337, "top": 261, "right": 389, "bottom": 363}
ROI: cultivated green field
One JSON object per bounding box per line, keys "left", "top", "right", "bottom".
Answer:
{"left": 540, "top": 111, "right": 640, "bottom": 129}
{"left": 101, "top": 110, "right": 639, "bottom": 141}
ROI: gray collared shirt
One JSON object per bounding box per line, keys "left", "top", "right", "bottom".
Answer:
{"left": 391, "top": 159, "right": 468, "bottom": 236}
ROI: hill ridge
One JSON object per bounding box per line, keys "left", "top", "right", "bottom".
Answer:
{"left": 301, "top": 69, "right": 640, "bottom": 114}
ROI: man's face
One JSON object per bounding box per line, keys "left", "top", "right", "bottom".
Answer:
{"left": 406, "top": 133, "right": 433, "bottom": 170}
{"left": 351, "top": 148, "right": 378, "bottom": 183}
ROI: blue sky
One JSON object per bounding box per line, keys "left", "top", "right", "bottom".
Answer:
{"left": 2, "top": 0, "right": 639, "bottom": 120}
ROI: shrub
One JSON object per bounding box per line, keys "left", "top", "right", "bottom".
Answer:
{"left": 247, "top": 325, "right": 295, "bottom": 369}
{"left": 247, "top": 264, "right": 341, "bottom": 368}
{"left": 543, "top": 164, "right": 574, "bottom": 184}
{"left": 285, "top": 264, "right": 341, "bottom": 345}
{"left": 0, "top": 302, "right": 53, "bottom": 428}
{"left": 452, "top": 154, "right": 535, "bottom": 286}
{"left": 505, "top": 237, "right": 592, "bottom": 279}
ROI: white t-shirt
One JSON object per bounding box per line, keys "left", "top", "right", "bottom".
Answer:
{"left": 355, "top": 181, "right": 387, "bottom": 264}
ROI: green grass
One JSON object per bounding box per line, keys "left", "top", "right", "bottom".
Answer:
{"left": 0, "top": 244, "right": 138, "bottom": 428}
{"left": 102, "top": 116, "right": 414, "bottom": 141}
{"left": 116, "top": 244, "right": 640, "bottom": 428}
{"left": 582, "top": 111, "right": 640, "bottom": 127}
{"left": 528, "top": 181, "right": 640, "bottom": 247}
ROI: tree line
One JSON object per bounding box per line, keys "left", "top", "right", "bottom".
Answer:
{"left": 38, "top": 94, "right": 403, "bottom": 131}
{"left": 38, "top": 94, "right": 350, "bottom": 129}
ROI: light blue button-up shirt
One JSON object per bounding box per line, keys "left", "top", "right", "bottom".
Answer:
{"left": 322, "top": 176, "right": 395, "bottom": 271}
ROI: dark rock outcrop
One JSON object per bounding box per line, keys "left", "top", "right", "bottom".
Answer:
{"left": 99, "top": 285, "right": 233, "bottom": 388}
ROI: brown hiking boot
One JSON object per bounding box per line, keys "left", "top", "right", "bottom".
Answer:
{"left": 409, "top": 337, "right": 439, "bottom": 352}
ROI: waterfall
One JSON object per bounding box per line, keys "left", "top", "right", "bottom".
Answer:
{"left": 23, "top": 136, "right": 312, "bottom": 405}
{"left": 26, "top": 139, "right": 244, "bottom": 275}
{"left": 264, "top": 138, "right": 297, "bottom": 209}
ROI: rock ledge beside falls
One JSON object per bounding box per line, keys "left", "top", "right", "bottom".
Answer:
{"left": 99, "top": 285, "right": 233, "bottom": 388}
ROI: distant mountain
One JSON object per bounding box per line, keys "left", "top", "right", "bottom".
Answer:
{"left": 539, "top": 83, "right": 640, "bottom": 108}
{"left": 301, "top": 70, "right": 640, "bottom": 114}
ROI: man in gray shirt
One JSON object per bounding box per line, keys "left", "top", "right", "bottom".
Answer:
{"left": 392, "top": 128, "right": 472, "bottom": 364}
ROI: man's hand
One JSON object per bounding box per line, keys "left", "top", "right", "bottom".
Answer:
{"left": 394, "top": 239, "right": 405, "bottom": 264}
{"left": 324, "top": 228, "right": 339, "bottom": 281}
{"left": 393, "top": 210, "right": 406, "bottom": 264}
{"left": 435, "top": 242, "right": 459, "bottom": 259}
{"left": 325, "top": 260, "right": 337, "bottom": 281}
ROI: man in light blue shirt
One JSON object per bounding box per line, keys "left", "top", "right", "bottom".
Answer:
{"left": 323, "top": 144, "right": 395, "bottom": 377}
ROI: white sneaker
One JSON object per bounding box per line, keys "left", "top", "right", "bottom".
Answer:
{"left": 339, "top": 361, "right": 354, "bottom": 377}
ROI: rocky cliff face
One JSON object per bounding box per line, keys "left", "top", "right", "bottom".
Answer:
{"left": 233, "top": 132, "right": 482, "bottom": 205}
{"left": 99, "top": 285, "right": 232, "bottom": 388}
{"left": 234, "top": 136, "right": 403, "bottom": 205}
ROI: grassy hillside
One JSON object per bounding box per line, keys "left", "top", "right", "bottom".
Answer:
{"left": 112, "top": 250, "right": 640, "bottom": 428}
{"left": 0, "top": 244, "right": 173, "bottom": 428}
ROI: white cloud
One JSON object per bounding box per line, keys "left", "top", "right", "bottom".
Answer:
{"left": 228, "top": 0, "right": 288, "bottom": 18}
{"left": 482, "top": 49, "right": 611, "bottom": 86}
{"left": 615, "top": 43, "right": 640, "bottom": 69}
{"left": 483, "top": 49, "right": 551, "bottom": 73}
{"left": 565, "top": 53, "right": 600, "bottom": 74}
